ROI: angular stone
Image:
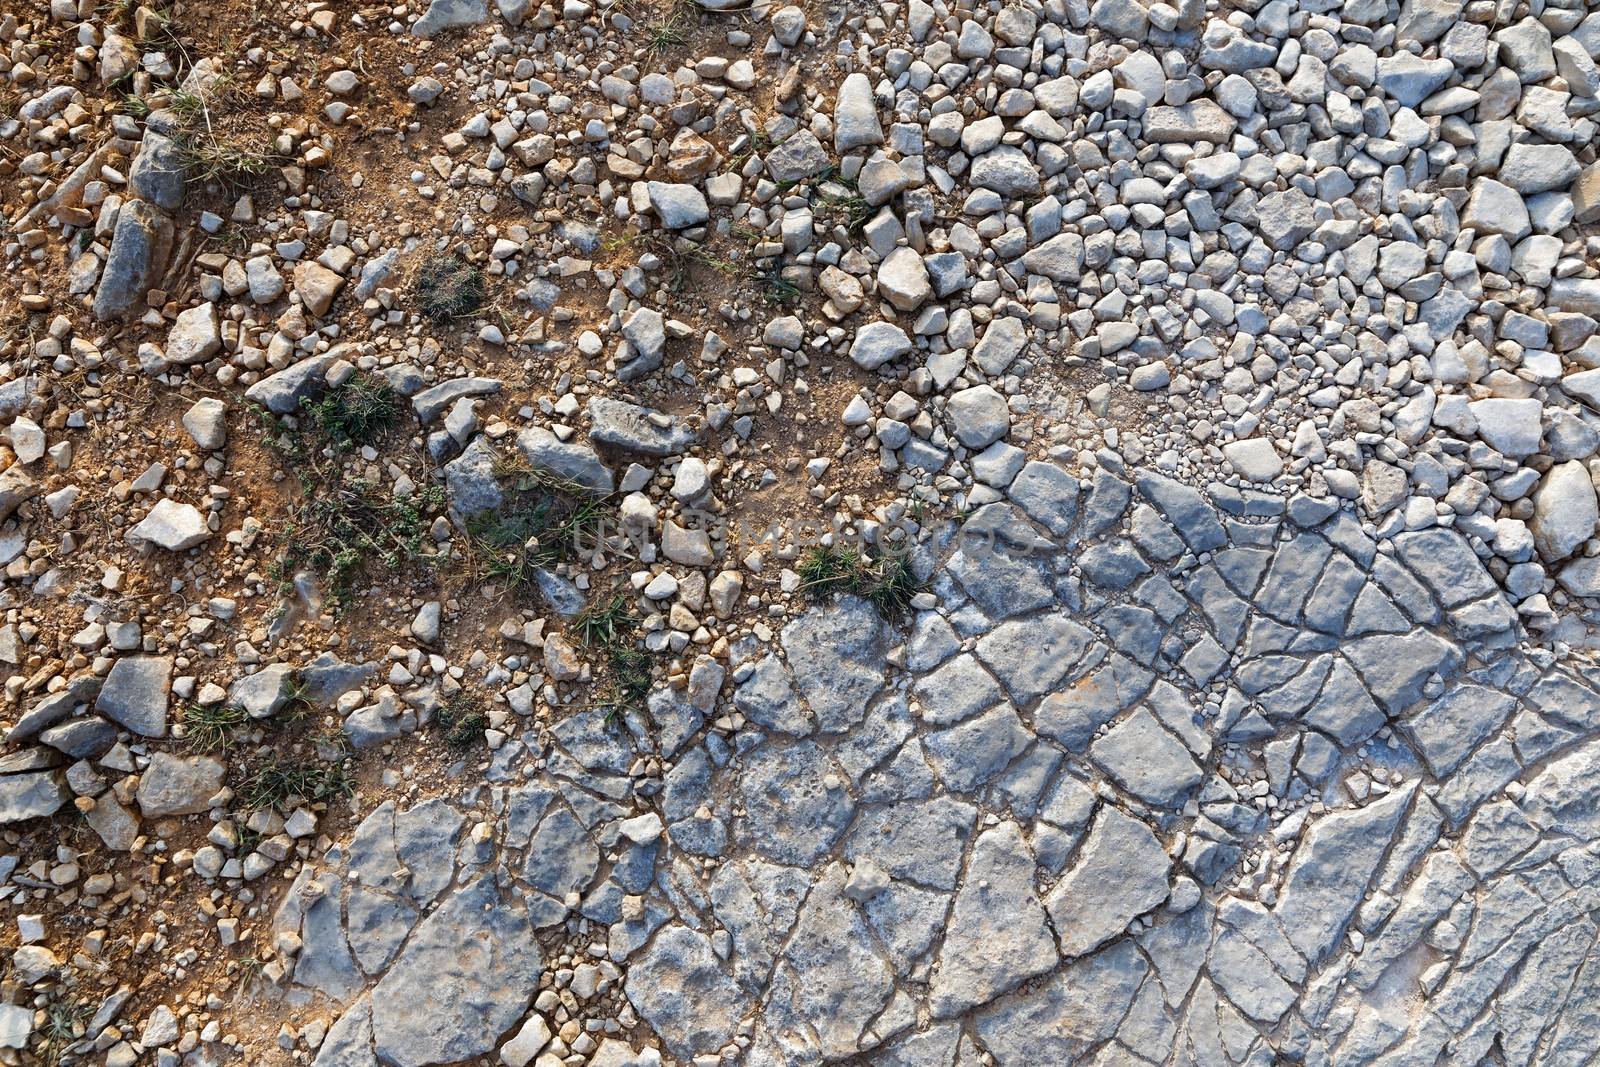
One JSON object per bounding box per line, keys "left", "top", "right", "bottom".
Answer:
{"left": 96, "top": 655, "right": 173, "bottom": 737}
{"left": 1090, "top": 708, "right": 1203, "bottom": 807}
{"left": 930, "top": 821, "right": 1058, "bottom": 1017}
{"left": 1273, "top": 784, "right": 1415, "bottom": 964}
{"left": 371, "top": 877, "right": 541, "bottom": 1066}
{"left": 136, "top": 752, "right": 223, "bottom": 817}
{"left": 587, "top": 398, "right": 699, "bottom": 456}
{"left": 128, "top": 499, "right": 210, "bottom": 551}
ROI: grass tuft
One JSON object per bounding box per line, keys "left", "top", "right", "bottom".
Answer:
{"left": 797, "top": 544, "right": 922, "bottom": 619}
{"left": 436, "top": 691, "right": 488, "bottom": 752}
{"left": 302, "top": 374, "right": 401, "bottom": 448}
{"left": 415, "top": 254, "right": 486, "bottom": 323}
{"left": 238, "top": 755, "right": 352, "bottom": 811}
{"left": 469, "top": 456, "right": 613, "bottom": 593}
{"left": 182, "top": 702, "right": 248, "bottom": 752}
{"left": 575, "top": 593, "right": 637, "bottom": 647}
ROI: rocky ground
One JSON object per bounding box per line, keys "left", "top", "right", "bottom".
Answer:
{"left": 1, "top": 0, "right": 1600, "bottom": 1064}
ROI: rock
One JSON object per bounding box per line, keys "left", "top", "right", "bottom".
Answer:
{"left": 969, "top": 146, "right": 1041, "bottom": 197}
{"left": 588, "top": 398, "right": 699, "bottom": 456}
{"left": 412, "top": 0, "right": 488, "bottom": 37}
{"left": 128, "top": 131, "right": 186, "bottom": 211}
{"left": 128, "top": 499, "right": 211, "bottom": 551}
{"left": 515, "top": 428, "right": 614, "bottom": 493}
{"left": 0, "top": 464, "right": 41, "bottom": 523}
{"left": 876, "top": 247, "right": 932, "bottom": 311}
{"left": 229, "top": 663, "right": 296, "bottom": 719}
{"left": 1142, "top": 100, "right": 1236, "bottom": 143}
{"left": 1573, "top": 161, "right": 1600, "bottom": 225}
{"left": 244, "top": 354, "right": 335, "bottom": 414}
{"left": 0, "top": 771, "right": 67, "bottom": 825}
{"left": 1255, "top": 188, "right": 1318, "bottom": 250}
{"left": 929, "top": 821, "right": 1058, "bottom": 1016}
{"left": 96, "top": 655, "right": 173, "bottom": 737}
{"left": 413, "top": 377, "right": 500, "bottom": 423}
{"left": 1045, "top": 806, "right": 1169, "bottom": 957}
{"left": 94, "top": 199, "right": 173, "bottom": 320}
{"left": 1498, "top": 143, "right": 1580, "bottom": 194}
{"left": 646, "top": 182, "right": 708, "bottom": 229}
{"left": 764, "top": 130, "right": 830, "bottom": 184}
{"left": 371, "top": 877, "right": 542, "bottom": 1067}
{"left": 1531, "top": 461, "right": 1598, "bottom": 562}
{"left": 443, "top": 435, "right": 504, "bottom": 515}
{"left": 181, "top": 397, "right": 227, "bottom": 450}
{"left": 1469, "top": 398, "right": 1543, "bottom": 456}
{"left": 293, "top": 261, "right": 345, "bottom": 316}
{"left": 1222, "top": 439, "right": 1282, "bottom": 482}
{"left": 165, "top": 301, "right": 221, "bottom": 365}
{"left": 946, "top": 385, "right": 1010, "bottom": 449}
{"left": 849, "top": 321, "right": 913, "bottom": 370}
{"left": 833, "top": 73, "right": 883, "bottom": 152}
{"left": 136, "top": 752, "right": 224, "bottom": 817}
{"left": 1274, "top": 786, "right": 1414, "bottom": 964}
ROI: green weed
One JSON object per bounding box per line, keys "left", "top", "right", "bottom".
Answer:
{"left": 797, "top": 544, "right": 922, "bottom": 619}
{"left": 182, "top": 702, "right": 248, "bottom": 752}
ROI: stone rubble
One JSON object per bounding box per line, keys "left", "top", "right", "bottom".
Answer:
{"left": 0, "top": 0, "right": 1598, "bottom": 1064}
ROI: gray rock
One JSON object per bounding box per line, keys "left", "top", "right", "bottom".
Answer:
{"left": 1142, "top": 100, "right": 1236, "bottom": 143}
{"left": 1274, "top": 785, "right": 1414, "bottom": 964}
{"left": 929, "top": 821, "right": 1058, "bottom": 1017}
{"left": 969, "top": 146, "right": 1041, "bottom": 197}
{"left": 587, "top": 398, "right": 699, "bottom": 456}
{"left": 1255, "top": 188, "right": 1318, "bottom": 250}
{"left": 0, "top": 464, "right": 41, "bottom": 524}
{"left": 1045, "top": 805, "right": 1169, "bottom": 957}
{"left": 946, "top": 385, "right": 1009, "bottom": 449}
{"left": 1090, "top": 707, "right": 1203, "bottom": 806}
{"left": 412, "top": 0, "right": 488, "bottom": 37}
{"left": 1531, "top": 461, "right": 1598, "bottom": 562}
{"left": 94, "top": 199, "right": 173, "bottom": 321}
{"left": 371, "top": 877, "right": 542, "bottom": 1067}
{"left": 849, "top": 321, "right": 912, "bottom": 370}
{"left": 244, "top": 354, "right": 335, "bottom": 414}
{"left": 136, "top": 752, "right": 223, "bottom": 817}
{"left": 515, "top": 427, "right": 614, "bottom": 494}
{"left": 833, "top": 73, "right": 884, "bottom": 152}
{"left": 1499, "top": 142, "right": 1580, "bottom": 194}
{"left": 626, "top": 926, "right": 747, "bottom": 1061}
{"left": 0, "top": 771, "right": 67, "bottom": 825}
{"left": 739, "top": 740, "right": 855, "bottom": 865}
{"left": 128, "top": 131, "right": 187, "bottom": 211}
{"left": 646, "top": 182, "right": 708, "bottom": 228}
{"left": 764, "top": 130, "right": 830, "bottom": 184}
{"left": 412, "top": 376, "right": 500, "bottom": 423}
{"left": 443, "top": 435, "right": 504, "bottom": 516}
{"left": 96, "top": 655, "right": 173, "bottom": 737}
{"left": 181, "top": 398, "right": 227, "bottom": 450}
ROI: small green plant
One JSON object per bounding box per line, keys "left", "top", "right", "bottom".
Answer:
{"left": 470, "top": 457, "right": 613, "bottom": 593}
{"left": 303, "top": 375, "right": 401, "bottom": 448}
{"left": 415, "top": 254, "right": 486, "bottom": 323}
{"left": 40, "top": 999, "right": 84, "bottom": 1065}
{"left": 797, "top": 544, "right": 922, "bottom": 619}
{"left": 238, "top": 755, "right": 352, "bottom": 811}
{"left": 575, "top": 593, "right": 637, "bottom": 647}
{"left": 182, "top": 702, "right": 248, "bottom": 752}
{"left": 644, "top": 1, "right": 693, "bottom": 51}
{"left": 816, "top": 183, "right": 871, "bottom": 235}
{"left": 276, "top": 481, "right": 439, "bottom": 609}
{"left": 755, "top": 266, "right": 802, "bottom": 305}
{"left": 436, "top": 691, "right": 488, "bottom": 752}
{"left": 120, "top": 92, "right": 152, "bottom": 118}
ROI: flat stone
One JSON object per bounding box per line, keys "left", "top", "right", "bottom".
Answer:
{"left": 588, "top": 398, "right": 699, "bottom": 456}
{"left": 1045, "top": 806, "right": 1169, "bottom": 957}
{"left": 136, "top": 752, "right": 223, "bottom": 817}
{"left": 371, "top": 877, "right": 542, "bottom": 1066}
{"left": 96, "top": 655, "right": 173, "bottom": 737}
{"left": 127, "top": 499, "right": 210, "bottom": 551}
